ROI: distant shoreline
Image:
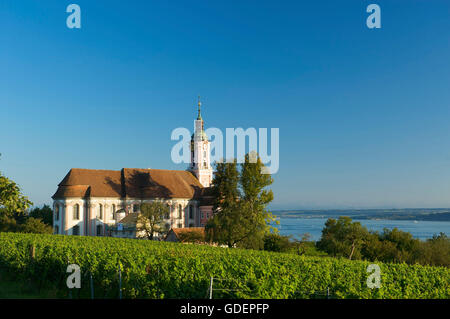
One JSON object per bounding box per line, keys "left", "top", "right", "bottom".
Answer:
{"left": 272, "top": 208, "right": 450, "bottom": 222}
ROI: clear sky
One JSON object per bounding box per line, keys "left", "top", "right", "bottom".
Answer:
{"left": 1, "top": 1, "right": 450, "bottom": 209}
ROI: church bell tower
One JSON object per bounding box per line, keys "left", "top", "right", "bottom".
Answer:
{"left": 189, "top": 97, "right": 213, "bottom": 187}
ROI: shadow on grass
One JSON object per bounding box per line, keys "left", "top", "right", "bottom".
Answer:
{"left": 0, "top": 270, "right": 61, "bottom": 299}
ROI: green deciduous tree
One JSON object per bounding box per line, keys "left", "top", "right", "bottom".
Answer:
{"left": 0, "top": 153, "right": 35, "bottom": 232}
{"left": 317, "top": 216, "right": 369, "bottom": 260}
{"left": 177, "top": 229, "right": 206, "bottom": 243}
{"left": 20, "top": 217, "right": 53, "bottom": 234}
{"left": 263, "top": 233, "right": 292, "bottom": 252}
{"left": 377, "top": 228, "right": 422, "bottom": 263}
{"left": 0, "top": 214, "right": 18, "bottom": 232}
{"left": 293, "top": 233, "right": 313, "bottom": 256}
{"left": 317, "top": 217, "right": 450, "bottom": 267}
{"left": 29, "top": 204, "right": 53, "bottom": 226}
{"left": 0, "top": 213, "right": 52, "bottom": 234}
{"left": 0, "top": 164, "right": 32, "bottom": 216}
{"left": 206, "top": 152, "right": 277, "bottom": 249}
{"left": 137, "top": 201, "right": 170, "bottom": 240}
{"left": 421, "top": 233, "right": 450, "bottom": 267}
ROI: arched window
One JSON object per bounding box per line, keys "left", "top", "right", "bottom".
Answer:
{"left": 99, "top": 204, "right": 103, "bottom": 219}
{"left": 73, "top": 204, "right": 80, "bottom": 220}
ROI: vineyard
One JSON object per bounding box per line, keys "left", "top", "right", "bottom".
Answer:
{"left": 0, "top": 232, "right": 448, "bottom": 299}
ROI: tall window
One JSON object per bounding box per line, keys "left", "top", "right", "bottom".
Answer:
{"left": 112, "top": 204, "right": 116, "bottom": 219}
{"left": 55, "top": 204, "right": 59, "bottom": 221}
{"left": 73, "top": 204, "right": 80, "bottom": 220}
{"left": 73, "top": 225, "right": 80, "bottom": 235}
{"left": 189, "top": 206, "right": 194, "bottom": 219}
{"left": 164, "top": 205, "right": 170, "bottom": 219}
{"left": 178, "top": 205, "right": 182, "bottom": 218}
{"left": 98, "top": 204, "right": 103, "bottom": 219}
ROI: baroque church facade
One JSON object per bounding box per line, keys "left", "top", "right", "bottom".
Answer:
{"left": 52, "top": 100, "right": 214, "bottom": 237}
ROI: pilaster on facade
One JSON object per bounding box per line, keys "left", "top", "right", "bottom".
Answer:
{"left": 63, "top": 203, "right": 68, "bottom": 235}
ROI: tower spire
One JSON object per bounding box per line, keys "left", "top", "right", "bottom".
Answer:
{"left": 197, "top": 95, "right": 202, "bottom": 120}
{"left": 190, "top": 95, "right": 212, "bottom": 187}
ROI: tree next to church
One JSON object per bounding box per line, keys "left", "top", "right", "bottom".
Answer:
{"left": 0, "top": 155, "right": 33, "bottom": 216}
{"left": 206, "top": 152, "right": 278, "bottom": 249}
{"left": 137, "top": 201, "right": 170, "bottom": 240}
{"left": 0, "top": 153, "right": 51, "bottom": 234}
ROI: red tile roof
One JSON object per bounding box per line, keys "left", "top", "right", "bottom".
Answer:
{"left": 52, "top": 168, "right": 204, "bottom": 200}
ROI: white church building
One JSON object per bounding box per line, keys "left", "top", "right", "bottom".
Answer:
{"left": 52, "top": 100, "right": 215, "bottom": 237}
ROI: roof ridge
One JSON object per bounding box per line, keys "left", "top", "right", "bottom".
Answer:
{"left": 70, "top": 168, "right": 121, "bottom": 172}
{"left": 124, "top": 168, "right": 192, "bottom": 173}
{"left": 70, "top": 168, "right": 195, "bottom": 174}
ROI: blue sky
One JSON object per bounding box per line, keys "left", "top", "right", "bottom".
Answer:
{"left": 1, "top": 0, "right": 450, "bottom": 209}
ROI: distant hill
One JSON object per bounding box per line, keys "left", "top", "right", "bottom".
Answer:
{"left": 272, "top": 209, "right": 450, "bottom": 222}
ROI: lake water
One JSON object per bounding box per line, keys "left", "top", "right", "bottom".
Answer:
{"left": 276, "top": 218, "right": 450, "bottom": 241}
